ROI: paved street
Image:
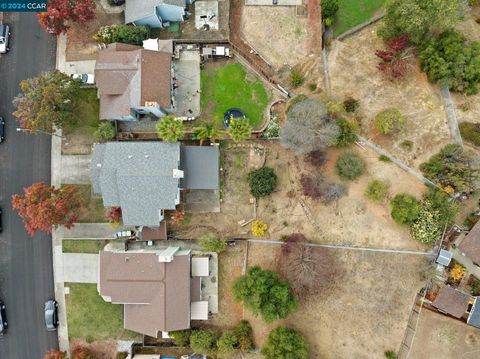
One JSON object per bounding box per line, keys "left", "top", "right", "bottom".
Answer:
{"left": 0, "top": 12, "right": 58, "bottom": 358}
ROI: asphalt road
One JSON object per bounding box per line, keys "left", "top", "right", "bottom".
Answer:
{"left": 0, "top": 12, "right": 58, "bottom": 358}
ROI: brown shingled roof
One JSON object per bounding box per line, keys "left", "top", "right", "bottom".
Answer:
{"left": 95, "top": 43, "right": 172, "bottom": 120}
{"left": 432, "top": 286, "right": 471, "bottom": 318}
{"left": 459, "top": 221, "right": 480, "bottom": 265}
{"left": 99, "top": 251, "right": 191, "bottom": 337}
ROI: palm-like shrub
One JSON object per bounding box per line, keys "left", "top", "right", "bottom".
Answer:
{"left": 155, "top": 115, "right": 184, "bottom": 142}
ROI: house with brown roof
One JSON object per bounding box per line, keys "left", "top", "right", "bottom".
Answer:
{"left": 459, "top": 221, "right": 480, "bottom": 266}
{"left": 95, "top": 42, "right": 173, "bottom": 121}
{"left": 431, "top": 286, "right": 473, "bottom": 319}
{"left": 98, "top": 247, "right": 211, "bottom": 337}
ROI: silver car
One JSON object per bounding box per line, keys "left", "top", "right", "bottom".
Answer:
{"left": 44, "top": 300, "right": 58, "bottom": 331}
{"left": 0, "top": 24, "right": 10, "bottom": 54}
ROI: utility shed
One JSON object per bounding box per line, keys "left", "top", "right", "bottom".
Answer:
{"left": 436, "top": 249, "right": 453, "bottom": 267}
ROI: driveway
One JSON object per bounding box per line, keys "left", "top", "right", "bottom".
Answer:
{"left": 61, "top": 155, "right": 91, "bottom": 184}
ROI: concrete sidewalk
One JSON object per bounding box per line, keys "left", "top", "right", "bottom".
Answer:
{"left": 62, "top": 223, "right": 124, "bottom": 239}
{"left": 63, "top": 253, "right": 99, "bottom": 283}
{"left": 61, "top": 155, "right": 91, "bottom": 184}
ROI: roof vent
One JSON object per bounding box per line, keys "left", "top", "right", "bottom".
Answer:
{"left": 145, "top": 154, "right": 149, "bottom": 159}
{"left": 128, "top": 155, "right": 133, "bottom": 159}
{"left": 96, "top": 163, "right": 102, "bottom": 168}
{"left": 173, "top": 169, "right": 184, "bottom": 179}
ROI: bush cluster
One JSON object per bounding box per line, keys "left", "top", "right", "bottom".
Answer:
{"left": 94, "top": 24, "right": 148, "bottom": 45}
{"left": 459, "top": 122, "right": 480, "bottom": 146}
{"left": 247, "top": 167, "right": 277, "bottom": 198}
{"left": 364, "top": 180, "right": 389, "bottom": 203}
{"left": 335, "top": 152, "right": 366, "bottom": 180}
{"left": 374, "top": 108, "right": 404, "bottom": 135}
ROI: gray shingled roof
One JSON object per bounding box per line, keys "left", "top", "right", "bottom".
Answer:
{"left": 90, "top": 142, "right": 181, "bottom": 226}
{"left": 180, "top": 146, "right": 219, "bottom": 190}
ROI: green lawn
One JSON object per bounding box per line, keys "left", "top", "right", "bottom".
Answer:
{"left": 66, "top": 283, "right": 139, "bottom": 340}
{"left": 65, "top": 88, "right": 100, "bottom": 135}
{"left": 72, "top": 184, "right": 107, "bottom": 223}
{"left": 333, "top": 0, "right": 386, "bottom": 36}
{"left": 62, "top": 240, "right": 109, "bottom": 254}
{"left": 200, "top": 62, "right": 269, "bottom": 128}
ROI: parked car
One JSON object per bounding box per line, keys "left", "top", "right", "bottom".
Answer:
{"left": 0, "top": 24, "right": 10, "bottom": 54}
{"left": 44, "top": 300, "right": 58, "bottom": 331}
{"left": 0, "top": 206, "right": 3, "bottom": 233}
{"left": 70, "top": 73, "right": 95, "bottom": 85}
{"left": 0, "top": 116, "right": 4, "bottom": 143}
{"left": 0, "top": 301, "right": 7, "bottom": 335}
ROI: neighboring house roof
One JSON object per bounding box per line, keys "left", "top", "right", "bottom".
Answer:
{"left": 468, "top": 297, "right": 480, "bottom": 329}
{"left": 98, "top": 250, "right": 191, "bottom": 336}
{"left": 91, "top": 142, "right": 181, "bottom": 226}
{"left": 125, "top": 0, "right": 186, "bottom": 24}
{"left": 180, "top": 146, "right": 219, "bottom": 189}
{"left": 459, "top": 221, "right": 480, "bottom": 265}
{"left": 95, "top": 43, "right": 171, "bottom": 119}
{"left": 432, "top": 286, "right": 471, "bottom": 318}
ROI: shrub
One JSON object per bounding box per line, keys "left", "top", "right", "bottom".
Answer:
{"left": 251, "top": 219, "right": 268, "bottom": 237}
{"left": 217, "top": 331, "right": 238, "bottom": 358}
{"left": 261, "top": 115, "right": 280, "bottom": 139}
{"left": 261, "top": 327, "right": 309, "bottom": 359}
{"left": 189, "top": 330, "right": 219, "bottom": 355}
{"left": 94, "top": 24, "right": 148, "bottom": 45}
{"left": 423, "top": 188, "right": 458, "bottom": 225}
{"left": 290, "top": 69, "right": 305, "bottom": 88}
{"left": 71, "top": 347, "right": 97, "bottom": 359}
{"left": 306, "top": 150, "right": 328, "bottom": 167}
{"left": 384, "top": 351, "right": 398, "bottom": 359}
{"left": 300, "top": 174, "right": 323, "bottom": 199}
{"left": 470, "top": 279, "right": 480, "bottom": 296}
{"left": 400, "top": 140, "right": 414, "bottom": 151}
{"left": 308, "top": 83, "right": 317, "bottom": 91}
{"left": 379, "top": 155, "right": 391, "bottom": 162}
{"left": 390, "top": 194, "right": 420, "bottom": 225}
{"left": 365, "top": 180, "right": 389, "bottom": 203}
{"left": 105, "top": 207, "right": 122, "bottom": 224}
{"left": 115, "top": 353, "right": 128, "bottom": 359}
{"left": 335, "top": 152, "right": 365, "bottom": 180}
{"left": 43, "top": 349, "right": 68, "bottom": 359}
{"left": 169, "top": 329, "right": 191, "bottom": 347}
{"left": 449, "top": 263, "right": 465, "bottom": 282}
{"left": 459, "top": 122, "right": 480, "bottom": 146}
{"left": 232, "top": 266, "right": 298, "bottom": 322}
{"left": 321, "top": 183, "right": 346, "bottom": 204}
{"left": 155, "top": 115, "right": 184, "bottom": 142}
{"left": 94, "top": 121, "right": 115, "bottom": 141}
{"left": 343, "top": 97, "right": 359, "bottom": 113}
{"left": 335, "top": 118, "right": 358, "bottom": 146}
{"left": 247, "top": 167, "right": 277, "bottom": 198}
{"left": 410, "top": 200, "right": 442, "bottom": 244}
{"left": 375, "top": 35, "right": 414, "bottom": 81}
{"left": 235, "top": 320, "right": 254, "bottom": 351}
{"left": 321, "top": 0, "right": 339, "bottom": 18}
{"left": 199, "top": 234, "right": 226, "bottom": 253}
{"left": 374, "top": 108, "right": 404, "bottom": 135}
{"left": 228, "top": 118, "right": 252, "bottom": 142}
{"left": 420, "top": 31, "right": 480, "bottom": 94}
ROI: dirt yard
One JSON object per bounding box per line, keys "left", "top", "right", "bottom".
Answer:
{"left": 409, "top": 309, "right": 480, "bottom": 359}
{"left": 328, "top": 24, "right": 452, "bottom": 168}
{"left": 66, "top": 1, "right": 123, "bottom": 61}
{"left": 181, "top": 141, "right": 428, "bottom": 251}
{"left": 244, "top": 242, "right": 427, "bottom": 358}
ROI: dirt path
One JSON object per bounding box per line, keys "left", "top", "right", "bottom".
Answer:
{"left": 307, "top": 0, "right": 322, "bottom": 54}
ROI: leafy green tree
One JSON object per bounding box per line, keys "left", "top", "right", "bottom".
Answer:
{"left": 365, "top": 180, "right": 390, "bottom": 203}
{"left": 235, "top": 320, "right": 254, "bottom": 352}
{"left": 420, "top": 144, "right": 479, "bottom": 192}
{"left": 232, "top": 266, "right": 298, "bottom": 323}
{"left": 281, "top": 98, "right": 340, "bottom": 154}
{"left": 335, "top": 118, "right": 358, "bottom": 146}
{"left": 217, "top": 331, "right": 239, "bottom": 358}
{"left": 261, "top": 327, "right": 309, "bottom": 359}
{"left": 155, "top": 115, "right": 184, "bottom": 142}
{"left": 247, "top": 167, "right": 278, "bottom": 198}
{"left": 193, "top": 122, "right": 224, "bottom": 145}
{"left": 410, "top": 200, "right": 442, "bottom": 244}
{"left": 420, "top": 31, "right": 480, "bottom": 94}
{"left": 335, "top": 152, "right": 366, "bottom": 180}
{"left": 423, "top": 188, "right": 458, "bottom": 224}
{"left": 169, "top": 329, "right": 191, "bottom": 347}
{"left": 199, "top": 234, "right": 226, "bottom": 253}
{"left": 189, "top": 330, "right": 219, "bottom": 355}
{"left": 390, "top": 194, "right": 420, "bottom": 225}
{"left": 13, "top": 70, "right": 81, "bottom": 132}
{"left": 322, "top": 0, "right": 339, "bottom": 18}
{"left": 378, "top": 0, "right": 467, "bottom": 44}
{"left": 94, "top": 24, "right": 148, "bottom": 45}
{"left": 374, "top": 108, "right": 405, "bottom": 135}
{"left": 228, "top": 118, "right": 252, "bottom": 142}
{"left": 94, "top": 121, "right": 115, "bottom": 141}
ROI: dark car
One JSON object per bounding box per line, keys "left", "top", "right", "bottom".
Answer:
{"left": 0, "top": 301, "right": 7, "bottom": 335}
{"left": 0, "top": 116, "right": 4, "bottom": 143}
{"left": 0, "top": 206, "right": 3, "bottom": 232}
{"left": 44, "top": 300, "right": 58, "bottom": 331}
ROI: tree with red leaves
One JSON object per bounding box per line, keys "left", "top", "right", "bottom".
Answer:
{"left": 375, "top": 35, "right": 415, "bottom": 81}
{"left": 37, "top": 0, "right": 96, "bottom": 36}
{"left": 11, "top": 182, "right": 82, "bottom": 236}
{"left": 105, "top": 207, "right": 122, "bottom": 224}
{"left": 43, "top": 349, "right": 68, "bottom": 359}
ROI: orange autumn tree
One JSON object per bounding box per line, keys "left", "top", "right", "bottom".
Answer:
{"left": 11, "top": 182, "right": 82, "bottom": 236}
{"left": 43, "top": 349, "right": 67, "bottom": 359}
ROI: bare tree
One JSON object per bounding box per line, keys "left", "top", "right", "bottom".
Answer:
{"left": 281, "top": 98, "right": 340, "bottom": 154}
{"left": 321, "top": 183, "right": 346, "bottom": 204}
{"left": 280, "top": 234, "right": 335, "bottom": 297}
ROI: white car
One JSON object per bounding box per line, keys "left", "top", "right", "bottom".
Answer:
{"left": 0, "top": 24, "right": 11, "bottom": 54}
{"left": 71, "top": 73, "right": 95, "bottom": 85}
{"left": 114, "top": 230, "right": 134, "bottom": 239}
